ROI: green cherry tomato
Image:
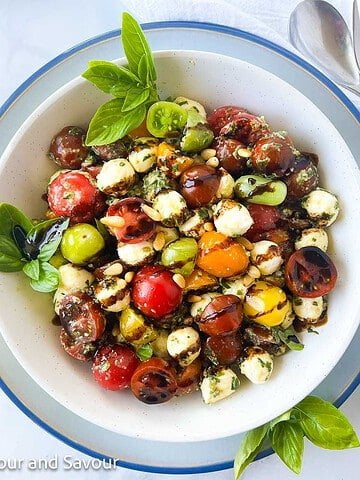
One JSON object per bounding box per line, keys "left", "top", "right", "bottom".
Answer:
{"left": 181, "top": 125, "right": 214, "bottom": 152}
{"left": 234, "top": 175, "right": 287, "bottom": 206}
{"left": 61, "top": 223, "right": 105, "bottom": 264}
{"left": 161, "top": 238, "right": 198, "bottom": 276}
{"left": 146, "top": 101, "right": 188, "bottom": 137}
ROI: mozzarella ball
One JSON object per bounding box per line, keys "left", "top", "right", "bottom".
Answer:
{"left": 96, "top": 158, "right": 136, "bottom": 195}
{"left": 175, "top": 96, "right": 207, "bottom": 118}
{"left": 53, "top": 264, "right": 94, "bottom": 314}
{"left": 190, "top": 292, "right": 221, "bottom": 318}
{"left": 179, "top": 208, "right": 210, "bottom": 238}
{"left": 221, "top": 276, "right": 251, "bottom": 300}
{"left": 213, "top": 199, "right": 253, "bottom": 237}
{"left": 301, "top": 188, "right": 339, "bottom": 227}
{"left": 128, "top": 137, "right": 158, "bottom": 173}
{"left": 201, "top": 368, "right": 240, "bottom": 404}
{"left": 167, "top": 327, "right": 201, "bottom": 367}
{"left": 250, "top": 240, "right": 283, "bottom": 275}
{"left": 240, "top": 347, "right": 273, "bottom": 384}
{"left": 93, "top": 276, "right": 130, "bottom": 312}
{"left": 152, "top": 190, "right": 189, "bottom": 227}
{"left": 117, "top": 240, "right": 155, "bottom": 266}
{"left": 293, "top": 296, "right": 325, "bottom": 323}
{"left": 216, "top": 168, "right": 235, "bottom": 199}
{"left": 295, "top": 228, "right": 328, "bottom": 251}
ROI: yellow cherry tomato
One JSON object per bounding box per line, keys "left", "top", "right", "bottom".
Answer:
{"left": 244, "top": 280, "right": 290, "bottom": 327}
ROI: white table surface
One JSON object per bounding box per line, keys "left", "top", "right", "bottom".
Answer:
{"left": 0, "top": 1, "right": 359, "bottom": 479}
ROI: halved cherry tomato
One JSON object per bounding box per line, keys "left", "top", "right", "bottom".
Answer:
{"left": 106, "top": 197, "right": 155, "bottom": 243}
{"left": 179, "top": 165, "right": 220, "bottom": 208}
{"left": 47, "top": 171, "right": 105, "bottom": 224}
{"left": 205, "top": 332, "right": 242, "bottom": 365}
{"left": 251, "top": 134, "right": 295, "bottom": 176}
{"left": 184, "top": 268, "right": 218, "bottom": 293}
{"left": 176, "top": 357, "right": 202, "bottom": 396}
{"left": 131, "top": 358, "right": 178, "bottom": 404}
{"left": 146, "top": 101, "right": 188, "bottom": 138}
{"left": 212, "top": 136, "right": 247, "bottom": 176}
{"left": 60, "top": 328, "right": 96, "bottom": 361}
{"left": 198, "top": 294, "right": 243, "bottom": 335}
{"left": 285, "top": 247, "right": 337, "bottom": 297}
{"left": 196, "top": 231, "right": 249, "bottom": 278}
{"left": 207, "top": 106, "right": 247, "bottom": 136}
{"left": 58, "top": 292, "right": 106, "bottom": 343}
{"left": 49, "top": 126, "right": 89, "bottom": 169}
{"left": 92, "top": 344, "right": 139, "bottom": 391}
{"left": 245, "top": 204, "right": 281, "bottom": 242}
{"left": 92, "top": 136, "right": 131, "bottom": 160}
{"left": 132, "top": 265, "right": 183, "bottom": 319}
{"left": 219, "top": 111, "right": 270, "bottom": 145}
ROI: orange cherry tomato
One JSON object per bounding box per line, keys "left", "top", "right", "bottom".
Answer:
{"left": 176, "top": 357, "right": 202, "bottom": 396}
{"left": 128, "top": 119, "right": 151, "bottom": 138}
{"left": 184, "top": 268, "right": 218, "bottom": 293}
{"left": 196, "top": 231, "right": 249, "bottom": 278}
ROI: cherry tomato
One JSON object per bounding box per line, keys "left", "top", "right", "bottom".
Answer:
{"left": 285, "top": 247, "right": 337, "bottom": 297}
{"left": 205, "top": 332, "right": 242, "bottom": 365}
{"left": 146, "top": 101, "right": 188, "bottom": 138}
{"left": 179, "top": 165, "right": 220, "bottom": 208}
{"left": 245, "top": 204, "right": 281, "bottom": 242}
{"left": 92, "top": 344, "right": 139, "bottom": 391}
{"left": 207, "top": 106, "right": 246, "bottom": 136}
{"left": 184, "top": 268, "right": 218, "bottom": 293}
{"left": 58, "top": 292, "right": 106, "bottom": 343}
{"left": 284, "top": 155, "right": 319, "bottom": 198}
{"left": 92, "top": 136, "right": 131, "bottom": 160}
{"left": 132, "top": 265, "right": 183, "bottom": 319}
{"left": 198, "top": 294, "right": 243, "bottom": 336}
{"left": 219, "top": 111, "right": 270, "bottom": 145}
{"left": 196, "top": 231, "right": 249, "bottom": 278}
{"left": 176, "top": 357, "right": 202, "bottom": 396}
{"left": 259, "top": 228, "right": 294, "bottom": 261}
{"left": 48, "top": 126, "right": 89, "bottom": 169}
{"left": 81, "top": 165, "right": 102, "bottom": 179}
{"left": 131, "top": 358, "right": 178, "bottom": 404}
{"left": 212, "top": 136, "right": 247, "bottom": 176}
{"left": 47, "top": 171, "right": 106, "bottom": 224}
{"left": 251, "top": 134, "right": 295, "bottom": 176}
{"left": 60, "top": 328, "right": 96, "bottom": 361}
{"left": 106, "top": 198, "right": 155, "bottom": 243}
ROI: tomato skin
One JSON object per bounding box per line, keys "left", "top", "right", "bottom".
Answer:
{"left": 59, "top": 292, "right": 106, "bottom": 343}
{"left": 258, "top": 228, "right": 294, "bottom": 261}
{"left": 207, "top": 106, "right": 247, "bottom": 136}
{"left": 60, "top": 328, "right": 96, "bottom": 361}
{"left": 251, "top": 134, "right": 295, "bottom": 176}
{"left": 179, "top": 165, "right": 220, "bottom": 208}
{"left": 213, "top": 136, "right": 247, "bottom": 176}
{"left": 176, "top": 357, "right": 202, "bottom": 396}
{"left": 47, "top": 171, "right": 106, "bottom": 224}
{"left": 285, "top": 247, "right": 337, "bottom": 297}
{"left": 205, "top": 332, "right": 242, "bottom": 366}
{"left": 284, "top": 155, "right": 319, "bottom": 198}
{"left": 106, "top": 197, "right": 155, "bottom": 243}
{"left": 49, "top": 126, "right": 89, "bottom": 169}
{"left": 245, "top": 204, "right": 281, "bottom": 242}
{"left": 92, "top": 344, "right": 139, "bottom": 391}
{"left": 92, "top": 136, "right": 131, "bottom": 160}
{"left": 132, "top": 266, "right": 183, "bottom": 319}
{"left": 219, "top": 112, "right": 270, "bottom": 145}
{"left": 131, "top": 358, "right": 178, "bottom": 404}
{"left": 198, "top": 294, "right": 243, "bottom": 336}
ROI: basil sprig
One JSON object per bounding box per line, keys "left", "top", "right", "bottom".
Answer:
{"left": 83, "top": 12, "right": 159, "bottom": 146}
{"left": 234, "top": 396, "right": 359, "bottom": 478}
{"left": 272, "top": 325, "right": 304, "bottom": 351}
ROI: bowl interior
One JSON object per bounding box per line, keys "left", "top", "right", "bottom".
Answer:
{"left": 0, "top": 50, "right": 359, "bottom": 442}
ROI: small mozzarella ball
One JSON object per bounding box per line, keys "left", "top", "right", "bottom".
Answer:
{"left": 54, "top": 264, "right": 94, "bottom": 314}
{"left": 96, "top": 158, "right": 136, "bottom": 195}
{"left": 301, "top": 188, "right": 339, "bottom": 227}
{"left": 155, "top": 225, "right": 179, "bottom": 246}
{"left": 295, "top": 228, "right": 328, "bottom": 251}
{"left": 190, "top": 292, "right": 221, "bottom": 318}
{"left": 250, "top": 240, "right": 283, "bottom": 275}
{"left": 167, "top": 327, "right": 201, "bottom": 367}
{"left": 293, "top": 296, "right": 324, "bottom": 323}
{"left": 151, "top": 330, "right": 170, "bottom": 359}
{"left": 128, "top": 137, "right": 158, "bottom": 173}
{"left": 93, "top": 276, "right": 130, "bottom": 312}
{"left": 179, "top": 208, "right": 210, "bottom": 238}
{"left": 213, "top": 199, "right": 253, "bottom": 237}
{"left": 117, "top": 240, "right": 155, "bottom": 266}
{"left": 216, "top": 168, "right": 235, "bottom": 199}
{"left": 152, "top": 190, "right": 188, "bottom": 227}
{"left": 221, "top": 276, "right": 251, "bottom": 300}
{"left": 175, "top": 96, "right": 207, "bottom": 118}
{"left": 201, "top": 368, "right": 240, "bottom": 404}
{"left": 240, "top": 347, "right": 273, "bottom": 384}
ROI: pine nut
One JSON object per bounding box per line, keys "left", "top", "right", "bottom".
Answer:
{"left": 248, "top": 265, "right": 261, "bottom": 279}
{"left": 124, "top": 271, "right": 135, "bottom": 283}
{"left": 117, "top": 279, "right": 128, "bottom": 290}
{"left": 141, "top": 204, "right": 161, "bottom": 221}
{"left": 188, "top": 294, "right": 202, "bottom": 303}
{"left": 201, "top": 148, "right": 217, "bottom": 161}
{"left": 100, "top": 215, "right": 125, "bottom": 228}
{"left": 236, "top": 148, "right": 252, "bottom": 158}
{"left": 172, "top": 273, "right": 186, "bottom": 289}
{"left": 206, "top": 157, "right": 219, "bottom": 168}
{"left": 238, "top": 237, "right": 254, "bottom": 250}
{"left": 103, "top": 263, "right": 123, "bottom": 276}
{"left": 153, "top": 232, "right": 166, "bottom": 251}
{"left": 204, "top": 222, "right": 214, "bottom": 231}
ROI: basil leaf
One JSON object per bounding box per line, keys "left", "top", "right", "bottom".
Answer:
{"left": 136, "top": 344, "right": 153, "bottom": 361}
{"left": 272, "top": 325, "right": 304, "bottom": 351}
{"left": 82, "top": 60, "right": 139, "bottom": 94}
{"left": 137, "top": 54, "right": 149, "bottom": 85}
{"left": 29, "top": 262, "right": 59, "bottom": 293}
{"left": 269, "top": 422, "right": 304, "bottom": 474}
{"left": 36, "top": 218, "right": 69, "bottom": 262}
{"left": 269, "top": 409, "right": 292, "bottom": 430}
{"left": 0, "top": 234, "right": 24, "bottom": 272}
{"left": 0, "top": 203, "right": 33, "bottom": 238}
{"left": 121, "top": 12, "right": 156, "bottom": 82}
{"left": 295, "top": 396, "right": 360, "bottom": 449}
{"left": 122, "top": 86, "right": 150, "bottom": 112}
{"left": 85, "top": 99, "right": 146, "bottom": 146}
{"left": 23, "top": 259, "right": 40, "bottom": 280}
{"left": 234, "top": 423, "right": 269, "bottom": 479}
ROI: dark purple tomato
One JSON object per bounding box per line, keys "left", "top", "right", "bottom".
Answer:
{"left": 179, "top": 165, "right": 220, "bottom": 208}
{"left": 49, "top": 126, "right": 89, "bottom": 169}
{"left": 251, "top": 134, "right": 295, "bottom": 176}
{"left": 213, "top": 136, "right": 247, "bottom": 176}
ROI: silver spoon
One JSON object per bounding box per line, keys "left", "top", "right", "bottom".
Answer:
{"left": 289, "top": 0, "right": 360, "bottom": 97}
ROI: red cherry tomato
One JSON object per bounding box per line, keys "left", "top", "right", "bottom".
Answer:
{"left": 105, "top": 198, "right": 155, "bottom": 244}
{"left": 59, "top": 292, "right": 106, "bottom": 343}
{"left": 47, "top": 171, "right": 105, "bottom": 224}
{"left": 212, "top": 136, "right": 247, "bottom": 176}
{"left": 60, "top": 328, "right": 96, "bottom": 361}
{"left": 219, "top": 111, "right": 270, "bottom": 145}
{"left": 92, "top": 344, "right": 139, "bottom": 391}
{"left": 48, "top": 126, "right": 89, "bottom": 169}
{"left": 251, "top": 134, "right": 295, "bottom": 176}
{"left": 176, "top": 357, "right": 202, "bottom": 396}
{"left": 198, "top": 294, "right": 243, "bottom": 336}
{"left": 205, "top": 332, "right": 242, "bottom": 365}
{"left": 284, "top": 154, "right": 319, "bottom": 198}
{"left": 207, "top": 106, "right": 247, "bottom": 136}
{"left": 179, "top": 165, "right": 220, "bottom": 208}
{"left": 245, "top": 204, "right": 281, "bottom": 242}
{"left": 132, "top": 266, "right": 183, "bottom": 319}
{"left": 130, "top": 358, "right": 178, "bottom": 404}
{"left": 285, "top": 247, "right": 337, "bottom": 297}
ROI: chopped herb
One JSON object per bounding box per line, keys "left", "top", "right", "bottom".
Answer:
{"left": 307, "top": 327, "right": 319, "bottom": 335}
{"left": 232, "top": 376, "right": 240, "bottom": 390}
{"left": 257, "top": 357, "right": 272, "bottom": 372}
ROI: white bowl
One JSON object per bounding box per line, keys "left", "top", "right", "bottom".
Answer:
{"left": 0, "top": 51, "right": 359, "bottom": 442}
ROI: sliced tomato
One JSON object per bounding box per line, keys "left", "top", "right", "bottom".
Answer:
{"left": 198, "top": 294, "right": 243, "bottom": 335}
{"left": 60, "top": 328, "right": 96, "bottom": 361}
{"left": 205, "top": 333, "right": 242, "bottom": 366}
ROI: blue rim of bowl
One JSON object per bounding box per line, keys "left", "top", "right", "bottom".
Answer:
{"left": 0, "top": 21, "right": 359, "bottom": 474}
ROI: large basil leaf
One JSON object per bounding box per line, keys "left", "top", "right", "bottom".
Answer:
{"left": 234, "top": 423, "right": 269, "bottom": 479}
{"left": 0, "top": 234, "right": 24, "bottom": 272}
{"left": 269, "top": 422, "right": 304, "bottom": 474}
{"left": 26, "top": 218, "right": 70, "bottom": 262}
{"left": 82, "top": 60, "right": 139, "bottom": 94}
{"left": 122, "top": 86, "right": 150, "bottom": 112}
{"left": 23, "top": 259, "right": 40, "bottom": 280}
{"left": 29, "top": 262, "right": 59, "bottom": 293}
{"left": 0, "top": 203, "right": 33, "bottom": 238}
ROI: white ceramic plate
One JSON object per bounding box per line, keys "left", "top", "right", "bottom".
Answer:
{"left": 0, "top": 26, "right": 359, "bottom": 445}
